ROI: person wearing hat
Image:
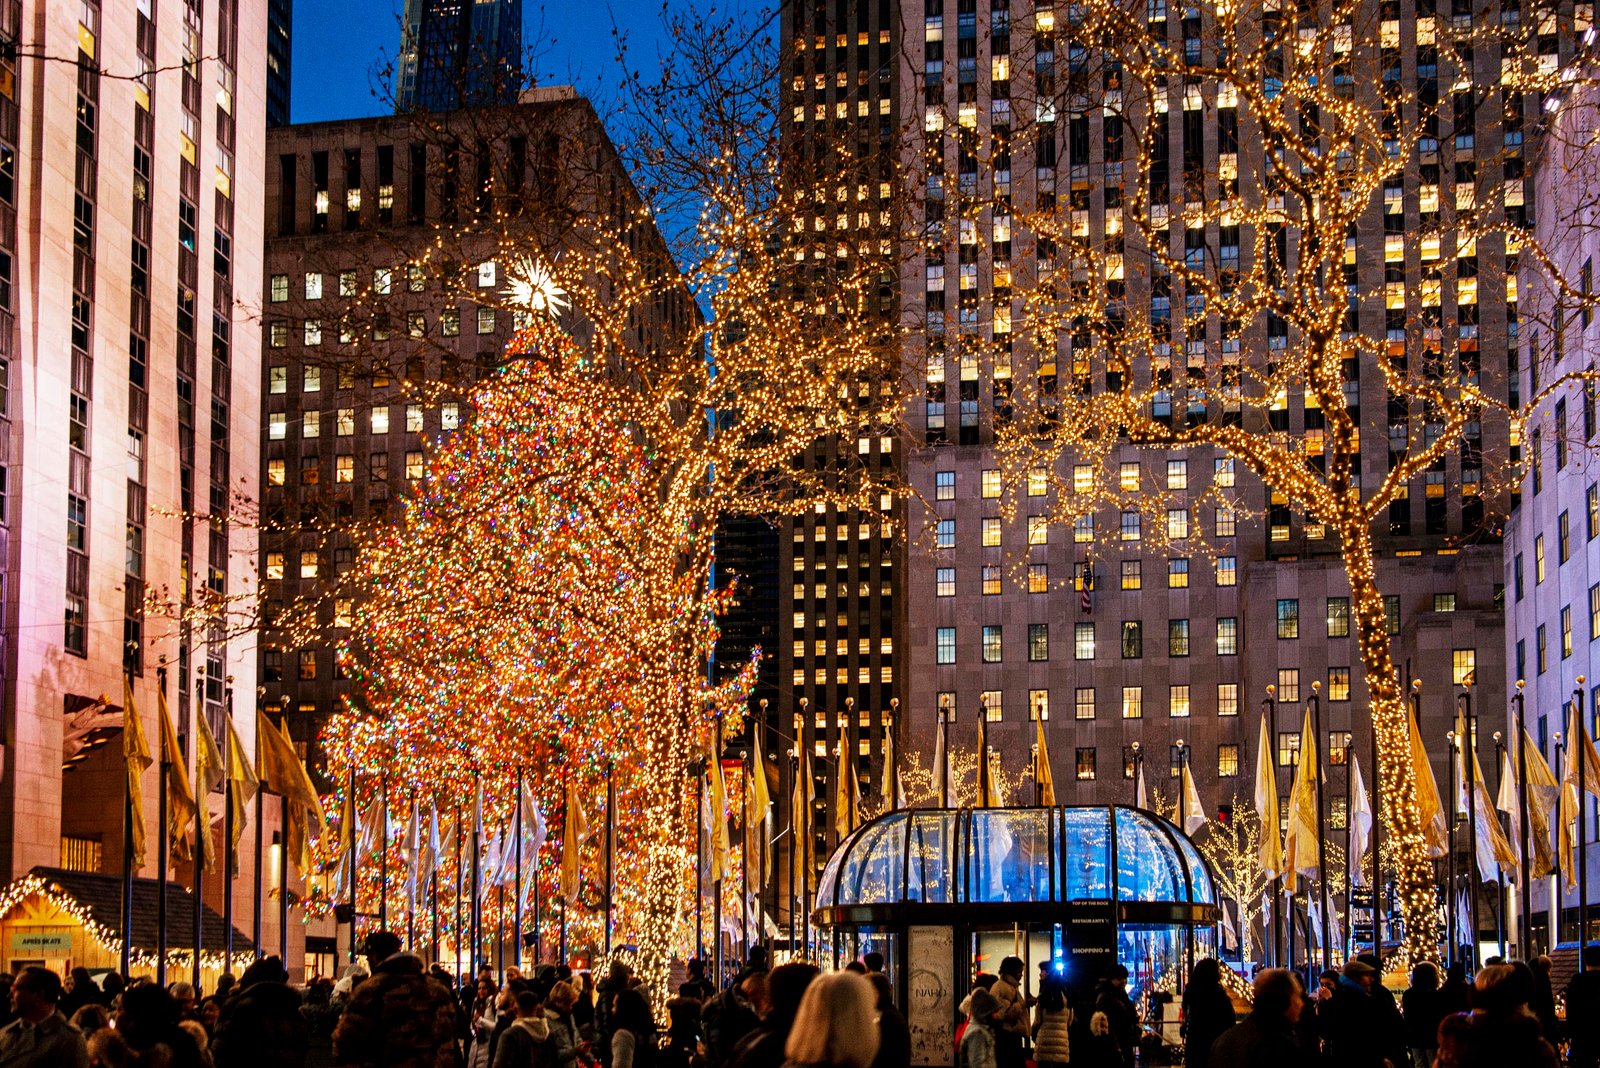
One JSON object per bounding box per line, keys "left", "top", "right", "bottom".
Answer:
{"left": 1315, "top": 958, "right": 1390, "bottom": 1068}
{"left": 331, "top": 931, "right": 461, "bottom": 1068}
{"left": 959, "top": 987, "right": 999, "bottom": 1068}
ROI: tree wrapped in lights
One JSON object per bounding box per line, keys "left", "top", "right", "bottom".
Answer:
{"left": 947, "top": 0, "right": 1590, "bottom": 961}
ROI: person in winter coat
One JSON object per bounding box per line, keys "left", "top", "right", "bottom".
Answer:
{"left": 1529, "top": 955, "right": 1560, "bottom": 1048}
{"left": 493, "top": 992, "right": 549, "bottom": 1068}
{"left": 1075, "top": 1013, "right": 1122, "bottom": 1068}
{"left": 593, "top": 964, "right": 631, "bottom": 1065}
{"left": 865, "top": 974, "right": 909, "bottom": 1068}
{"left": 1030, "top": 975, "right": 1072, "bottom": 1068}
{"left": 606, "top": 989, "right": 653, "bottom": 1068}
{"left": 1208, "top": 969, "right": 1304, "bottom": 1068}
{"left": 957, "top": 988, "right": 998, "bottom": 1068}
{"left": 210, "top": 962, "right": 311, "bottom": 1068}
{"left": 1568, "top": 945, "right": 1600, "bottom": 1068}
{"left": 1317, "top": 959, "right": 1392, "bottom": 1068}
{"left": 466, "top": 980, "right": 501, "bottom": 1068}
{"left": 1180, "top": 959, "right": 1235, "bottom": 1068}
{"left": 728, "top": 963, "right": 819, "bottom": 1068}
{"left": 659, "top": 985, "right": 705, "bottom": 1068}
{"left": 986, "top": 959, "right": 1028, "bottom": 1068}
{"left": 116, "top": 982, "right": 209, "bottom": 1068}
{"left": 952, "top": 974, "right": 997, "bottom": 1061}
{"left": 1400, "top": 961, "right": 1446, "bottom": 1068}
{"left": 703, "top": 973, "right": 765, "bottom": 1066}
{"left": 780, "top": 972, "right": 878, "bottom": 1068}
{"left": 541, "top": 982, "right": 583, "bottom": 1068}
{"left": 1435, "top": 963, "right": 1558, "bottom": 1068}
{"left": 1093, "top": 967, "right": 1139, "bottom": 1068}
{"left": 331, "top": 932, "right": 461, "bottom": 1068}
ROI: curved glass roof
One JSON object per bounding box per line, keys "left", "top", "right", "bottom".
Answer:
{"left": 815, "top": 806, "right": 1216, "bottom": 913}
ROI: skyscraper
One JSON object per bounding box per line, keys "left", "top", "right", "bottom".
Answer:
{"left": 395, "top": 0, "right": 524, "bottom": 113}
{"left": 268, "top": 0, "right": 292, "bottom": 126}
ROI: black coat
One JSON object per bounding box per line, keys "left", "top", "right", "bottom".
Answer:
{"left": 1180, "top": 983, "right": 1235, "bottom": 1068}
{"left": 870, "top": 1004, "right": 912, "bottom": 1068}
{"left": 1208, "top": 1012, "right": 1302, "bottom": 1068}
{"left": 212, "top": 980, "right": 312, "bottom": 1068}
{"left": 1318, "top": 980, "right": 1390, "bottom": 1068}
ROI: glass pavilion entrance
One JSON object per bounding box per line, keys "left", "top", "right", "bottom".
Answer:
{"left": 811, "top": 806, "right": 1219, "bottom": 1066}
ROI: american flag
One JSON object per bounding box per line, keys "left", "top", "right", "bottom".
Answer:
{"left": 1080, "top": 563, "right": 1094, "bottom": 613}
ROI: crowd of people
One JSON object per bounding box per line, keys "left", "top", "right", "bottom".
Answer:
{"left": 7, "top": 937, "right": 1600, "bottom": 1068}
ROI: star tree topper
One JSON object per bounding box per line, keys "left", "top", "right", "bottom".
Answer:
{"left": 502, "top": 255, "right": 571, "bottom": 318}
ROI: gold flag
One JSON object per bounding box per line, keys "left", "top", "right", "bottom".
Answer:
{"left": 194, "top": 709, "right": 225, "bottom": 873}
{"left": 560, "top": 775, "right": 589, "bottom": 901}
{"left": 834, "top": 745, "right": 860, "bottom": 839}
{"left": 880, "top": 730, "right": 905, "bottom": 810}
{"left": 791, "top": 748, "right": 814, "bottom": 892}
{"left": 256, "top": 712, "right": 324, "bottom": 876}
{"left": 1282, "top": 708, "right": 1319, "bottom": 894}
{"left": 123, "top": 676, "right": 153, "bottom": 870}
{"left": 1560, "top": 702, "right": 1600, "bottom": 890}
{"left": 1254, "top": 710, "right": 1282, "bottom": 878}
{"left": 158, "top": 686, "right": 196, "bottom": 862}
{"left": 1035, "top": 717, "right": 1057, "bottom": 806}
{"left": 750, "top": 721, "right": 773, "bottom": 816}
{"left": 224, "top": 716, "right": 260, "bottom": 868}
{"left": 1409, "top": 707, "right": 1450, "bottom": 858}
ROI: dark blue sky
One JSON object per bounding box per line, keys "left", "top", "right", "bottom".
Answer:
{"left": 289, "top": 1, "right": 679, "bottom": 124}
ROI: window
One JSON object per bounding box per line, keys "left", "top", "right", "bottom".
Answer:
{"left": 333, "top": 408, "right": 354, "bottom": 436}
{"left": 335, "top": 455, "right": 353, "bottom": 483}
{"left": 1216, "top": 556, "right": 1236, "bottom": 586}
{"left": 1218, "top": 745, "right": 1240, "bottom": 778}
{"left": 1326, "top": 597, "right": 1350, "bottom": 637}
{"left": 1027, "top": 516, "right": 1048, "bottom": 545}
{"left": 1278, "top": 730, "right": 1301, "bottom": 767}
{"left": 981, "top": 564, "right": 1002, "bottom": 594}
{"left": 1214, "top": 458, "right": 1235, "bottom": 487}
{"left": 269, "top": 365, "right": 287, "bottom": 394}
{"left": 1329, "top": 731, "right": 1353, "bottom": 766}
{"left": 299, "top": 550, "right": 319, "bottom": 579}
{"left": 476, "top": 307, "right": 496, "bottom": 334}
{"left": 1385, "top": 595, "right": 1401, "bottom": 634}
{"left": 1076, "top": 748, "right": 1097, "bottom": 780}
{"left": 1536, "top": 535, "right": 1546, "bottom": 583}
{"left": 1218, "top": 683, "right": 1239, "bottom": 716}
{"left": 1515, "top": 554, "right": 1525, "bottom": 601}
{"left": 269, "top": 321, "right": 288, "bottom": 347}
{"left": 1166, "top": 459, "right": 1188, "bottom": 489}
{"left": 441, "top": 403, "right": 460, "bottom": 430}
{"left": 298, "top": 651, "right": 317, "bottom": 680}
{"left": 1169, "top": 619, "right": 1190, "bottom": 657}
{"left": 265, "top": 552, "right": 285, "bottom": 581}
{"left": 982, "top": 518, "right": 1002, "bottom": 547}
{"left": 1121, "top": 511, "right": 1141, "bottom": 540}
{"left": 937, "top": 519, "right": 955, "bottom": 548}
{"left": 981, "top": 469, "right": 1001, "bottom": 497}
{"left": 1537, "top": 624, "right": 1548, "bottom": 673}
{"left": 405, "top": 404, "right": 424, "bottom": 432}
{"left": 269, "top": 274, "right": 288, "bottom": 301}
{"left": 1453, "top": 647, "right": 1477, "bottom": 684}
{"left": 267, "top": 459, "right": 285, "bottom": 486}
{"left": 1215, "top": 506, "right": 1236, "bottom": 537}
{"left": 339, "top": 270, "right": 356, "bottom": 296}
{"left": 1027, "top": 468, "right": 1048, "bottom": 496}
{"left": 1075, "top": 623, "right": 1095, "bottom": 660}
{"left": 371, "top": 407, "right": 389, "bottom": 434}
{"left": 1277, "top": 668, "right": 1300, "bottom": 702}
{"left": 441, "top": 308, "right": 460, "bottom": 336}
{"left": 1123, "top": 747, "right": 1140, "bottom": 780}
{"left": 1120, "top": 463, "right": 1140, "bottom": 490}
{"left": 1562, "top": 511, "right": 1573, "bottom": 563}
{"left": 980, "top": 692, "right": 1002, "bottom": 720}
{"left": 1591, "top": 484, "right": 1600, "bottom": 541}
{"left": 1170, "top": 685, "right": 1191, "bottom": 718}
{"left": 1321, "top": 666, "right": 1349, "bottom": 701}
{"left": 1121, "top": 621, "right": 1143, "bottom": 658}
{"left": 936, "top": 470, "right": 955, "bottom": 499}
{"left": 1168, "top": 558, "right": 1189, "bottom": 588}
{"left": 268, "top": 413, "right": 287, "bottom": 440}
{"left": 303, "top": 411, "right": 320, "bottom": 438}
{"left": 1216, "top": 617, "right": 1237, "bottom": 655}
{"left": 373, "top": 267, "right": 392, "bottom": 293}
{"left": 303, "top": 366, "right": 321, "bottom": 393}
{"left": 66, "top": 495, "right": 87, "bottom": 550}
{"left": 1030, "top": 690, "right": 1049, "bottom": 721}
{"left": 1121, "top": 559, "right": 1142, "bottom": 590}
{"left": 1028, "top": 624, "right": 1049, "bottom": 661}
{"left": 1565, "top": 606, "right": 1577, "bottom": 658}
{"left": 936, "top": 568, "right": 956, "bottom": 597}
{"left": 1276, "top": 599, "right": 1299, "bottom": 639}
{"left": 982, "top": 626, "right": 1003, "bottom": 663}
{"left": 304, "top": 272, "right": 322, "bottom": 299}
{"left": 406, "top": 451, "right": 424, "bottom": 480}
{"left": 1075, "top": 687, "right": 1096, "bottom": 720}
{"left": 477, "top": 260, "right": 497, "bottom": 287}
{"left": 936, "top": 627, "right": 956, "bottom": 664}
{"left": 1028, "top": 563, "right": 1048, "bottom": 592}
{"left": 1166, "top": 508, "right": 1190, "bottom": 539}
{"left": 1122, "top": 686, "right": 1143, "bottom": 719}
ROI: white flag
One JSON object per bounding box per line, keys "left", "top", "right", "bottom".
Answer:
{"left": 1180, "top": 761, "right": 1207, "bottom": 835}
{"left": 1136, "top": 762, "right": 1149, "bottom": 811}
{"left": 519, "top": 780, "right": 547, "bottom": 906}
{"left": 1349, "top": 754, "right": 1373, "bottom": 887}
{"left": 932, "top": 724, "right": 948, "bottom": 806}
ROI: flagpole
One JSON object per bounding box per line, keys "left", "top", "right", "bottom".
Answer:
{"left": 408, "top": 791, "right": 417, "bottom": 953}
{"left": 1178, "top": 739, "right": 1195, "bottom": 981}
{"left": 1460, "top": 688, "right": 1481, "bottom": 970}
{"left": 454, "top": 802, "right": 464, "bottom": 983}
{"left": 1514, "top": 682, "right": 1532, "bottom": 956}
{"left": 978, "top": 696, "right": 990, "bottom": 807}
{"left": 514, "top": 769, "right": 523, "bottom": 973}
{"left": 605, "top": 757, "right": 615, "bottom": 957}
{"left": 558, "top": 766, "right": 567, "bottom": 967}
{"left": 1265, "top": 687, "right": 1282, "bottom": 968}
{"left": 471, "top": 768, "right": 482, "bottom": 974}
{"left": 1446, "top": 726, "right": 1458, "bottom": 966}
{"left": 122, "top": 662, "right": 137, "bottom": 979}
{"left": 253, "top": 687, "right": 265, "bottom": 960}
{"left": 695, "top": 753, "right": 705, "bottom": 963}
{"left": 223, "top": 682, "right": 236, "bottom": 968}
{"left": 788, "top": 750, "right": 798, "bottom": 957}
{"left": 277, "top": 697, "right": 289, "bottom": 965}
{"left": 157, "top": 662, "right": 170, "bottom": 987}
{"left": 380, "top": 771, "right": 390, "bottom": 931}
{"left": 713, "top": 714, "right": 724, "bottom": 984}
{"left": 1493, "top": 732, "right": 1507, "bottom": 961}
{"left": 347, "top": 755, "right": 358, "bottom": 966}
{"left": 194, "top": 670, "right": 206, "bottom": 989}
{"left": 759, "top": 699, "right": 773, "bottom": 962}
{"left": 1311, "top": 684, "right": 1330, "bottom": 971}
{"left": 1556, "top": 731, "right": 1567, "bottom": 956}
{"left": 1344, "top": 742, "right": 1353, "bottom": 962}
{"left": 1578, "top": 679, "right": 1590, "bottom": 965}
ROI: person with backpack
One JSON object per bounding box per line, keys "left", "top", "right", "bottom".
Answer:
{"left": 493, "top": 991, "right": 549, "bottom": 1068}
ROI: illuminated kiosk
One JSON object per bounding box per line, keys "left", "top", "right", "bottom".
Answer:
{"left": 812, "top": 806, "right": 1219, "bottom": 1065}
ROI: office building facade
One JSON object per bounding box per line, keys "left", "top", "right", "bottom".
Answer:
{"left": 396, "top": 0, "right": 524, "bottom": 113}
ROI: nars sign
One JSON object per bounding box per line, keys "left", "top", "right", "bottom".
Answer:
{"left": 10, "top": 931, "right": 72, "bottom": 953}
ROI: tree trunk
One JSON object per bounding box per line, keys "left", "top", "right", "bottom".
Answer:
{"left": 1340, "top": 520, "right": 1440, "bottom": 962}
